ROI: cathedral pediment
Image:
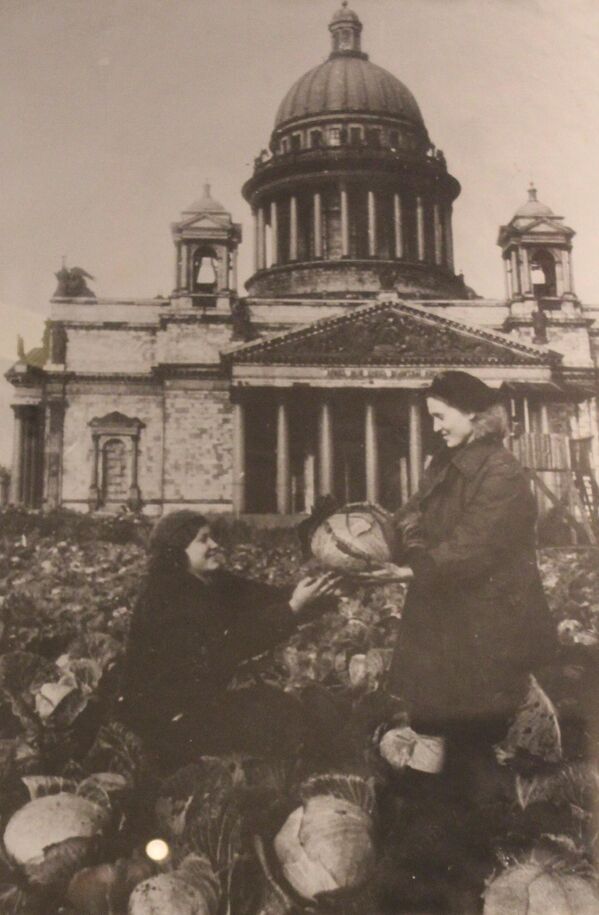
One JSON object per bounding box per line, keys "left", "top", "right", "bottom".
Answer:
{"left": 228, "top": 300, "right": 558, "bottom": 368}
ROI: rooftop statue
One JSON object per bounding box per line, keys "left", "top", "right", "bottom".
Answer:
{"left": 54, "top": 265, "right": 96, "bottom": 298}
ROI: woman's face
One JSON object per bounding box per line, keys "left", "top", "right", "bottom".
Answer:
{"left": 185, "top": 524, "right": 221, "bottom": 577}
{"left": 426, "top": 396, "right": 475, "bottom": 449}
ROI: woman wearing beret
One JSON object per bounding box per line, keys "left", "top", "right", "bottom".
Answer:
{"left": 386, "top": 370, "right": 556, "bottom": 747}
{"left": 119, "top": 511, "right": 338, "bottom": 770}
{"left": 372, "top": 371, "right": 558, "bottom": 912}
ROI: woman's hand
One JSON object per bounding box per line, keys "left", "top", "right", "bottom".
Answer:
{"left": 289, "top": 572, "right": 342, "bottom": 615}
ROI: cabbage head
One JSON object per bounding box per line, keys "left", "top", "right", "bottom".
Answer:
{"left": 310, "top": 503, "right": 397, "bottom": 573}
{"left": 274, "top": 794, "right": 374, "bottom": 901}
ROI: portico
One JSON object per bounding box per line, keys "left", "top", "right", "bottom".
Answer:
{"left": 226, "top": 299, "right": 564, "bottom": 515}
{"left": 230, "top": 385, "right": 429, "bottom": 514}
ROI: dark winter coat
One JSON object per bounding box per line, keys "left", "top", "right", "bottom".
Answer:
{"left": 119, "top": 570, "right": 301, "bottom": 763}
{"left": 389, "top": 407, "right": 556, "bottom": 733}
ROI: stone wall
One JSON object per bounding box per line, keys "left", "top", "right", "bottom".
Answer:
{"left": 162, "top": 379, "right": 233, "bottom": 510}
{"left": 247, "top": 261, "right": 466, "bottom": 298}
{"left": 61, "top": 381, "right": 164, "bottom": 508}
{"left": 156, "top": 321, "right": 231, "bottom": 365}
{"left": 51, "top": 300, "right": 162, "bottom": 325}
{"left": 544, "top": 321, "right": 593, "bottom": 367}
{"left": 66, "top": 328, "right": 156, "bottom": 374}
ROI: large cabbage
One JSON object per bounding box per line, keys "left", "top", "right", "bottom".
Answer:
{"left": 484, "top": 862, "right": 599, "bottom": 915}
{"left": 310, "top": 502, "right": 397, "bottom": 573}
{"left": 273, "top": 774, "right": 375, "bottom": 902}
{"left": 128, "top": 855, "right": 219, "bottom": 915}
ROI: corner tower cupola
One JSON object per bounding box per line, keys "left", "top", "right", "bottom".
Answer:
{"left": 171, "top": 183, "right": 242, "bottom": 310}
{"left": 329, "top": 2, "right": 364, "bottom": 56}
{"left": 242, "top": 6, "right": 467, "bottom": 300}
{"left": 498, "top": 183, "right": 578, "bottom": 314}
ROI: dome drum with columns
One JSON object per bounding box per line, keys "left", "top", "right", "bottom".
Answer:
{"left": 243, "top": 4, "right": 464, "bottom": 299}
{"left": 5, "top": 4, "right": 599, "bottom": 526}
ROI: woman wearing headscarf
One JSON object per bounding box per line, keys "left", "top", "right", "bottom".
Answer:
{"left": 119, "top": 511, "right": 339, "bottom": 769}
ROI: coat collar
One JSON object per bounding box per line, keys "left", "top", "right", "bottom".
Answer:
{"left": 448, "top": 436, "right": 502, "bottom": 479}
{"left": 417, "top": 436, "right": 501, "bottom": 504}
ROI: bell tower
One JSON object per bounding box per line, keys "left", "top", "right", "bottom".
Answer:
{"left": 500, "top": 187, "right": 592, "bottom": 366}
{"left": 171, "top": 183, "right": 242, "bottom": 310}
{"left": 498, "top": 184, "right": 578, "bottom": 316}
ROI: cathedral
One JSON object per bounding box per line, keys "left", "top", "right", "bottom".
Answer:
{"left": 8, "top": 4, "right": 599, "bottom": 525}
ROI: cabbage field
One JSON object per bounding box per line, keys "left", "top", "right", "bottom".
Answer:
{"left": 0, "top": 509, "right": 597, "bottom": 914}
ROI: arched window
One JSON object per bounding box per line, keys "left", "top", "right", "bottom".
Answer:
{"left": 530, "top": 248, "right": 557, "bottom": 297}
{"left": 101, "top": 438, "right": 128, "bottom": 504}
{"left": 192, "top": 247, "right": 218, "bottom": 291}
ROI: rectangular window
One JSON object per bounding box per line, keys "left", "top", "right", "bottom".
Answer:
{"left": 310, "top": 130, "right": 322, "bottom": 148}
{"left": 291, "top": 133, "right": 302, "bottom": 151}
{"left": 350, "top": 126, "right": 362, "bottom": 146}
{"left": 389, "top": 130, "right": 399, "bottom": 149}
{"left": 365, "top": 128, "right": 381, "bottom": 148}
{"left": 328, "top": 127, "right": 342, "bottom": 147}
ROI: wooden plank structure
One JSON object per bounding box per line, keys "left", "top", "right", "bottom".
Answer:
{"left": 509, "top": 432, "right": 597, "bottom": 544}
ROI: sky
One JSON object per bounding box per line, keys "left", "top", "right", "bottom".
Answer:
{"left": 0, "top": 0, "right": 598, "bottom": 462}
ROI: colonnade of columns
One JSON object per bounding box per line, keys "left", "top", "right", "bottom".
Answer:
{"left": 252, "top": 184, "right": 455, "bottom": 272}
{"left": 231, "top": 391, "right": 589, "bottom": 515}
{"left": 504, "top": 246, "right": 575, "bottom": 300}
{"left": 231, "top": 392, "right": 425, "bottom": 515}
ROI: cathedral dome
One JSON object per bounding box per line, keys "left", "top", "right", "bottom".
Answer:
{"left": 274, "top": 3, "right": 425, "bottom": 131}
{"left": 243, "top": 5, "right": 463, "bottom": 301}
{"left": 274, "top": 56, "right": 425, "bottom": 129}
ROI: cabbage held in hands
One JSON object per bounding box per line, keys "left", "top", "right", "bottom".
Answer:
{"left": 309, "top": 502, "right": 398, "bottom": 574}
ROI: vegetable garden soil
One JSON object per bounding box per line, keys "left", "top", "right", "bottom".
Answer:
{"left": 0, "top": 508, "right": 597, "bottom": 914}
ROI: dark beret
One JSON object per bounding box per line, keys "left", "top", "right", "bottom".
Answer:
{"left": 424, "top": 370, "right": 499, "bottom": 413}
